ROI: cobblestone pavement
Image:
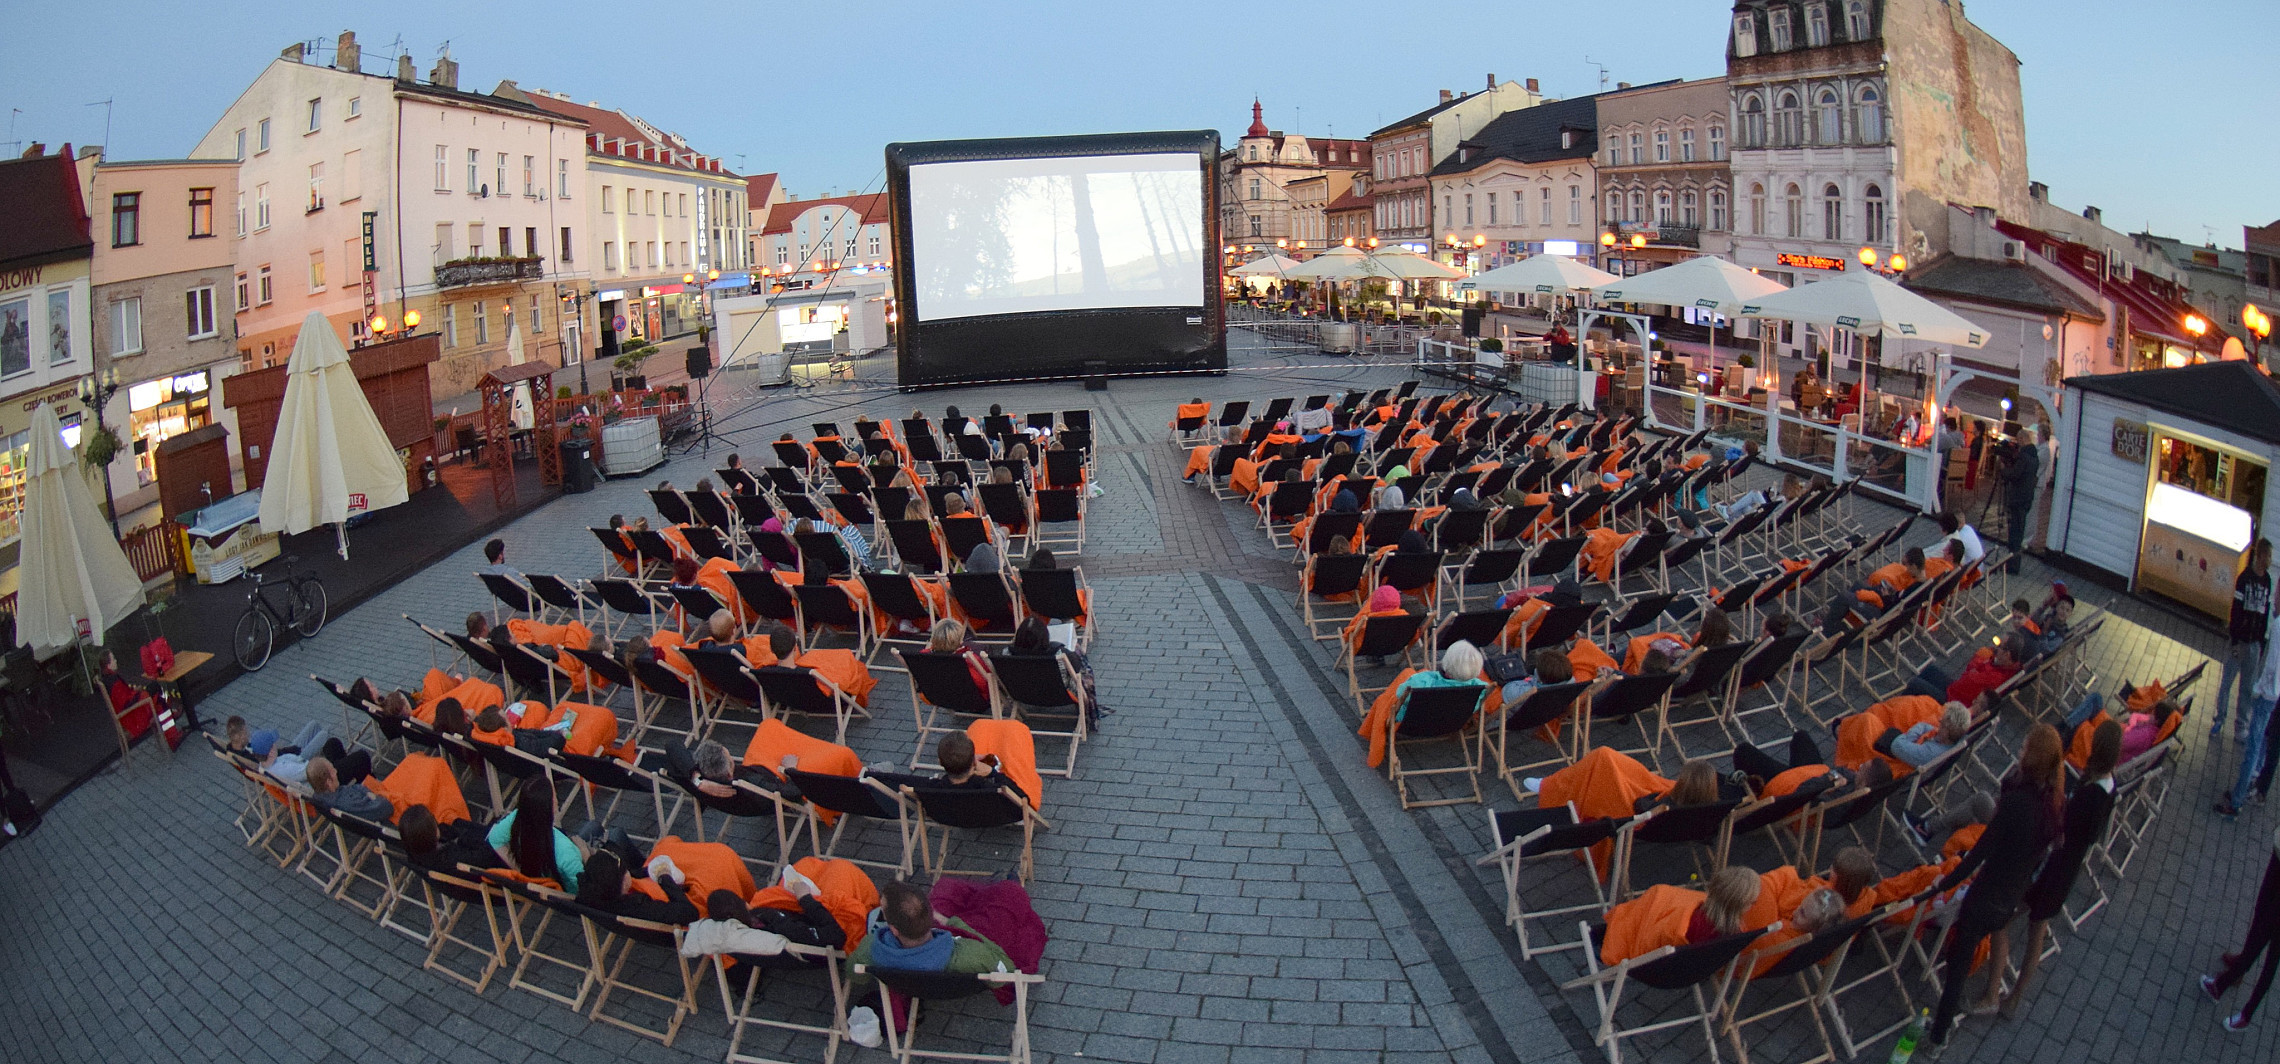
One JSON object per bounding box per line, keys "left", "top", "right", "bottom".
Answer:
{"left": 4, "top": 333, "right": 2276, "bottom": 1064}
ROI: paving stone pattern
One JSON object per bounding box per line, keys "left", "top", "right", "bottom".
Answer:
{"left": 3, "top": 334, "right": 2275, "bottom": 1064}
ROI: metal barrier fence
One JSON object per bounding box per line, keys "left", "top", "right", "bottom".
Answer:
{"left": 1639, "top": 379, "right": 1937, "bottom": 511}
{"left": 1416, "top": 339, "right": 1590, "bottom": 409}
{"left": 1226, "top": 306, "right": 1436, "bottom": 358}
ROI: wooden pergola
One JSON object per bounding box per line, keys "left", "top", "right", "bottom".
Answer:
{"left": 478, "top": 361, "right": 562, "bottom": 509}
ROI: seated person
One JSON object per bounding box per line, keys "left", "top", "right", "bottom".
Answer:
{"left": 396, "top": 803, "right": 504, "bottom": 874}
{"left": 1360, "top": 641, "right": 1491, "bottom": 767}
{"left": 929, "top": 732, "right": 1029, "bottom": 804}
{"left": 1902, "top": 790, "right": 1998, "bottom": 851}
{"left": 577, "top": 850, "right": 700, "bottom": 924}
{"left": 304, "top": 756, "right": 395, "bottom": 822}
{"left": 1345, "top": 584, "right": 1422, "bottom": 667}
{"left": 2062, "top": 691, "right": 2180, "bottom": 766}
{"left": 1911, "top": 633, "right": 2026, "bottom": 705}
{"left": 2030, "top": 592, "right": 2076, "bottom": 656}
{"left": 1878, "top": 699, "right": 1972, "bottom": 769}
{"left": 1600, "top": 865, "right": 1762, "bottom": 966}
{"left": 1833, "top": 696, "right": 1968, "bottom": 774}
{"left": 1006, "top": 618, "right": 1100, "bottom": 722}
{"left": 240, "top": 719, "right": 372, "bottom": 787}
{"left": 487, "top": 782, "right": 584, "bottom": 892}
{"left": 1730, "top": 730, "right": 1892, "bottom": 800}
{"left": 1748, "top": 887, "right": 1848, "bottom": 975}
{"left": 845, "top": 879, "right": 1017, "bottom": 1000}
{"left": 673, "top": 738, "right": 799, "bottom": 802}
{"left": 1498, "top": 647, "right": 1575, "bottom": 711}
{"left": 98, "top": 650, "right": 159, "bottom": 739}
{"left": 719, "top": 875, "right": 851, "bottom": 952}
{"left": 1820, "top": 547, "right": 1927, "bottom": 633}
{"left": 1826, "top": 846, "right": 1885, "bottom": 919}
{"left": 1519, "top": 748, "right": 1719, "bottom": 817}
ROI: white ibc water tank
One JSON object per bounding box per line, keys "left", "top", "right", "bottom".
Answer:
{"left": 599, "top": 416, "right": 664, "bottom": 476}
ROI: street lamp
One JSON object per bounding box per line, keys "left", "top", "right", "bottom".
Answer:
{"left": 2244, "top": 304, "right": 2272, "bottom": 364}
{"left": 1859, "top": 246, "right": 1879, "bottom": 268}
{"left": 76, "top": 368, "right": 124, "bottom": 539}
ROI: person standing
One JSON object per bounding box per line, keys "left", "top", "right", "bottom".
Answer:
{"left": 2215, "top": 539, "right": 2275, "bottom": 743}
{"left": 2203, "top": 825, "right": 2280, "bottom": 1031}
{"left": 2006, "top": 721, "right": 2122, "bottom": 1015}
{"left": 2219, "top": 611, "right": 2280, "bottom": 818}
{"left": 2000, "top": 428, "right": 2043, "bottom": 574}
{"left": 1926, "top": 723, "right": 2065, "bottom": 1048}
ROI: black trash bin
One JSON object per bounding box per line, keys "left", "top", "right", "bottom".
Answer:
{"left": 560, "top": 440, "right": 597, "bottom": 493}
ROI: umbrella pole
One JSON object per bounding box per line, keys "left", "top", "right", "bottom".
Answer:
{"left": 336, "top": 522, "right": 349, "bottom": 560}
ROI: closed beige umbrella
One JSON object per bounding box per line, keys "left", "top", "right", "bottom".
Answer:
{"left": 16, "top": 402, "right": 143, "bottom": 655}
{"left": 257, "top": 312, "right": 410, "bottom": 558}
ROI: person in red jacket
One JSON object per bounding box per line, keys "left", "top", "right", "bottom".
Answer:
{"left": 1908, "top": 632, "right": 2026, "bottom": 706}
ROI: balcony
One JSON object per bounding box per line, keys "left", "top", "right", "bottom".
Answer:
{"left": 435, "top": 255, "right": 544, "bottom": 289}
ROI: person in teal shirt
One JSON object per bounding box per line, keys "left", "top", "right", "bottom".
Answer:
{"left": 1393, "top": 641, "right": 1489, "bottom": 722}
{"left": 486, "top": 783, "right": 584, "bottom": 893}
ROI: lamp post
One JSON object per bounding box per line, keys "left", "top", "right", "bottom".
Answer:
{"left": 2245, "top": 304, "right": 2272, "bottom": 366}
{"left": 76, "top": 368, "right": 124, "bottom": 539}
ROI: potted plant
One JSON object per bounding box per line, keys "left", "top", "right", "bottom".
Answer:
{"left": 79, "top": 424, "right": 122, "bottom": 470}
{"left": 1477, "top": 337, "right": 1504, "bottom": 353}
{"left": 1736, "top": 353, "right": 1755, "bottom": 369}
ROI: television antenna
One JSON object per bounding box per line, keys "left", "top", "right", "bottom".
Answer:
{"left": 3, "top": 109, "right": 21, "bottom": 156}
{"left": 1583, "top": 57, "right": 1610, "bottom": 92}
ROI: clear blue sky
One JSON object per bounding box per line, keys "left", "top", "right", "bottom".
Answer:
{"left": 1, "top": 0, "right": 2268, "bottom": 243}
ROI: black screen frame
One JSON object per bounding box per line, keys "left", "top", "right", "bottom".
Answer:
{"left": 885, "top": 130, "right": 1225, "bottom": 389}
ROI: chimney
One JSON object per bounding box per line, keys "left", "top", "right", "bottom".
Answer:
{"left": 2083, "top": 205, "right": 2103, "bottom": 225}
{"left": 2028, "top": 180, "right": 2049, "bottom": 203}
{"left": 1617, "top": 81, "right": 1633, "bottom": 90}
{"left": 21, "top": 142, "right": 43, "bottom": 159}
{"left": 1486, "top": 73, "right": 1496, "bottom": 90}
{"left": 1526, "top": 77, "right": 1540, "bottom": 93}
{"left": 428, "top": 53, "right": 458, "bottom": 91}
{"left": 396, "top": 54, "right": 415, "bottom": 83}
{"left": 335, "top": 31, "right": 359, "bottom": 72}
{"left": 1439, "top": 89, "right": 1453, "bottom": 103}
{"left": 281, "top": 42, "right": 304, "bottom": 63}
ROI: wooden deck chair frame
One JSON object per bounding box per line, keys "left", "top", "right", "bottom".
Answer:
{"left": 317, "top": 804, "right": 402, "bottom": 919}
{"left": 855, "top": 966, "right": 1045, "bottom": 1064}
{"left": 406, "top": 613, "right": 500, "bottom": 679}
{"left": 1576, "top": 672, "right": 1682, "bottom": 761}
{"left": 1447, "top": 547, "right": 1526, "bottom": 612}
{"left": 1383, "top": 683, "right": 1488, "bottom": 808}
{"left": 207, "top": 737, "right": 298, "bottom": 858}
{"left": 1339, "top": 612, "right": 1429, "bottom": 713}
{"left": 785, "top": 768, "right": 919, "bottom": 878}
{"left": 861, "top": 572, "right": 944, "bottom": 670}
{"left": 1299, "top": 553, "right": 1372, "bottom": 640}
{"left": 1720, "top": 908, "right": 1893, "bottom": 1064}
{"left": 1476, "top": 805, "right": 1641, "bottom": 959}
{"left": 1620, "top": 797, "right": 1746, "bottom": 896}
{"left": 717, "top": 942, "right": 851, "bottom": 1064}
{"left": 556, "top": 748, "right": 690, "bottom": 846}
{"left": 526, "top": 573, "right": 595, "bottom": 626}
{"left": 1822, "top": 893, "right": 1933, "bottom": 1059}
{"left": 901, "top": 649, "right": 1003, "bottom": 770}
{"left": 499, "top": 877, "right": 604, "bottom": 1010}
{"left": 1493, "top": 680, "right": 1593, "bottom": 790}
{"left": 1562, "top": 923, "right": 1768, "bottom": 1064}
{"left": 793, "top": 581, "right": 877, "bottom": 662}
{"left": 590, "top": 578, "right": 668, "bottom": 640}
{"left": 987, "top": 652, "right": 1090, "bottom": 778}
{"left": 1722, "top": 633, "right": 1814, "bottom": 738}
{"left": 420, "top": 866, "right": 511, "bottom": 993}
{"left": 583, "top": 910, "right": 700, "bottom": 1046}
{"left": 753, "top": 665, "right": 868, "bottom": 746}
{"left": 901, "top": 783, "right": 1052, "bottom": 885}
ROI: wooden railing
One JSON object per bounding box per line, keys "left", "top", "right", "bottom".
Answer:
{"left": 120, "top": 522, "right": 184, "bottom": 582}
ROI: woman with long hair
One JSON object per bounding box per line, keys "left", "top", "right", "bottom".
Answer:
{"left": 2006, "top": 720, "right": 2122, "bottom": 1015}
{"left": 488, "top": 780, "right": 584, "bottom": 892}
{"left": 1926, "top": 722, "right": 2064, "bottom": 1047}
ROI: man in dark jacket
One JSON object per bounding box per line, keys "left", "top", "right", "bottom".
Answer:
{"left": 2215, "top": 539, "right": 2274, "bottom": 742}
{"left": 2001, "top": 428, "right": 2042, "bottom": 574}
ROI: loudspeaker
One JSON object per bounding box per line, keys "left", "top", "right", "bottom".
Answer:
{"left": 686, "top": 346, "right": 712, "bottom": 379}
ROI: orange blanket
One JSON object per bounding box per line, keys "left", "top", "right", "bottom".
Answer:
{"left": 630, "top": 837, "right": 756, "bottom": 919}
{"left": 697, "top": 556, "right": 746, "bottom": 623}
{"left": 1602, "top": 883, "right": 1705, "bottom": 966}
{"left": 742, "top": 718, "right": 863, "bottom": 825}
{"left": 1622, "top": 633, "right": 1689, "bottom": 675}
{"left": 521, "top": 701, "right": 636, "bottom": 761}
{"left": 968, "top": 718, "right": 1044, "bottom": 810}
{"left": 751, "top": 856, "right": 881, "bottom": 950}
{"left": 1581, "top": 527, "right": 1637, "bottom": 582}
{"left": 794, "top": 648, "right": 878, "bottom": 707}
{"left": 416, "top": 675, "right": 504, "bottom": 726}
{"left": 1539, "top": 746, "right": 1672, "bottom": 821}
{"left": 508, "top": 619, "right": 597, "bottom": 692}
{"left": 1171, "top": 402, "right": 1209, "bottom": 428}
{"left": 1183, "top": 446, "right": 1212, "bottom": 479}
{"left": 1569, "top": 639, "right": 1621, "bottom": 681}
{"left": 1742, "top": 865, "right": 1812, "bottom": 933}
{"left": 1833, "top": 695, "right": 1943, "bottom": 776}
{"left": 366, "top": 753, "right": 471, "bottom": 826}
{"left": 1358, "top": 670, "right": 1495, "bottom": 768}
{"left": 1502, "top": 599, "right": 1551, "bottom": 649}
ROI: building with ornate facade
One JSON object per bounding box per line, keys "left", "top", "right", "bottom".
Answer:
{"left": 1593, "top": 77, "right": 1732, "bottom": 275}
{"left": 1366, "top": 77, "right": 1544, "bottom": 247}
{"left": 1217, "top": 101, "right": 1368, "bottom": 246}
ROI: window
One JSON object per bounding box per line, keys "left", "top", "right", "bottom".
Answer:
{"left": 307, "top": 162, "right": 324, "bottom": 211}
{"left": 443, "top": 303, "right": 457, "bottom": 348}
{"left": 522, "top": 156, "right": 535, "bottom": 197}
{"left": 1816, "top": 88, "right": 1843, "bottom": 144}
{"left": 434, "top": 145, "right": 449, "bottom": 190}
{"left": 185, "top": 287, "right": 216, "bottom": 339}
{"left": 1679, "top": 127, "right": 1695, "bottom": 162}
{"left": 110, "top": 297, "right": 143, "bottom": 355}
{"left": 1741, "top": 97, "right": 1766, "bottom": 148}
{"left": 306, "top": 98, "right": 322, "bottom": 133}
{"left": 234, "top": 191, "right": 246, "bottom": 236}
{"left": 1655, "top": 190, "right": 1673, "bottom": 226}
{"left": 256, "top": 118, "right": 270, "bottom": 153}
{"left": 111, "top": 192, "right": 140, "bottom": 246}
{"left": 648, "top": 241, "right": 659, "bottom": 268}
{"left": 502, "top": 302, "right": 514, "bottom": 339}
{"left": 495, "top": 153, "right": 508, "bottom": 198}
{"left": 1628, "top": 132, "right": 1643, "bottom": 165}
{"left": 1864, "top": 184, "right": 1887, "bottom": 243}
{"left": 1856, "top": 86, "right": 1884, "bottom": 143}
{"left": 663, "top": 241, "right": 674, "bottom": 268}
{"left": 868, "top": 232, "right": 882, "bottom": 256}
{"left": 775, "top": 244, "right": 788, "bottom": 266}
{"left": 467, "top": 149, "right": 480, "bottom": 193}
{"left": 603, "top": 241, "right": 617, "bottom": 270}
{"left": 308, "top": 250, "right": 325, "bottom": 292}
{"left": 1846, "top": 0, "right": 1872, "bottom": 40}
{"left": 602, "top": 186, "right": 614, "bottom": 213}
{"left": 1249, "top": 215, "right": 1261, "bottom": 237}
{"left": 1249, "top": 177, "right": 1261, "bottom": 200}
{"left": 347, "top": 96, "right": 361, "bottom": 119}
{"left": 1568, "top": 185, "right": 1582, "bottom": 225}
{"left": 341, "top": 149, "right": 361, "bottom": 201}
{"left": 1783, "top": 184, "right": 1803, "bottom": 239}
{"left": 1654, "top": 128, "right": 1670, "bottom": 163}
{"left": 1708, "top": 123, "right": 1727, "bottom": 161}
{"left": 256, "top": 264, "right": 272, "bottom": 305}
{"left": 558, "top": 159, "right": 571, "bottom": 198}
{"left": 1807, "top": 3, "right": 1829, "bottom": 46}
{"left": 1464, "top": 193, "right": 1474, "bottom": 226}
{"left": 1540, "top": 186, "right": 1553, "bottom": 225}
{"left": 469, "top": 223, "right": 484, "bottom": 258}
{"left": 529, "top": 295, "right": 541, "bottom": 333}
{"left": 1775, "top": 91, "right": 1803, "bottom": 146}
{"left": 1709, "top": 189, "right": 1728, "bottom": 231}
{"left": 1512, "top": 191, "right": 1525, "bottom": 227}
{"left": 1681, "top": 190, "right": 1699, "bottom": 226}
{"left": 254, "top": 184, "right": 270, "bottom": 230}
{"left": 679, "top": 194, "right": 688, "bottom": 217}
{"left": 1443, "top": 195, "right": 1452, "bottom": 227}
{"left": 645, "top": 190, "right": 655, "bottom": 215}
{"left": 560, "top": 227, "right": 574, "bottom": 262}
{"left": 1606, "top": 135, "right": 1622, "bottom": 166}
{"left": 1822, "top": 184, "right": 1843, "bottom": 241}
{"left": 234, "top": 129, "right": 246, "bottom": 161}
{"left": 1749, "top": 184, "right": 1765, "bottom": 235}
{"left": 498, "top": 227, "right": 512, "bottom": 257}
{"left": 1769, "top": 7, "right": 1793, "bottom": 50}
{"left": 1486, "top": 194, "right": 1496, "bottom": 225}
{"left": 475, "top": 301, "right": 489, "bottom": 343}
{"left": 1606, "top": 187, "right": 1623, "bottom": 225}
{"left": 185, "top": 187, "right": 214, "bottom": 237}
{"left": 234, "top": 272, "right": 248, "bottom": 311}
{"left": 1627, "top": 190, "right": 1645, "bottom": 224}
{"left": 1733, "top": 12, "right": 1756, "bottom": 56}
{"left": 526, "top": 227, "right": 538, "bottom": 261}
{"left": 434, "top": 222, "right": 453, "bottom": 262}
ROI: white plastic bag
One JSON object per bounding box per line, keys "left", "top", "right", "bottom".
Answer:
{"left": 847, "top": 1005, "right": 883, "bottom": 1048}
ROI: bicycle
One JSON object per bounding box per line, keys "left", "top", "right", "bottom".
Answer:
{"left": 232, "top": 555, "right": 329, "bottom": 671}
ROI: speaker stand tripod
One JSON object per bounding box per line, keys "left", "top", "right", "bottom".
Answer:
{"left": 674, "top": 364, "right": 729, "bottom": 456}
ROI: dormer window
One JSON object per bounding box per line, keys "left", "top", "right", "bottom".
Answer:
{"left": 1734, "top": 12, "right": 1757, "bottom": 57}
{"left": 1769, "top": 8, "right": 1793, "bottom": 51}
{"left": 1806, "top": 3, "right": 1829, "bottom": 46}
{"left": 1562, "top": 129, "right": 1576, "bottom": 150}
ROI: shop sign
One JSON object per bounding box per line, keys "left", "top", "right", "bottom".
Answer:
{"left": 360, "top": 212, "right": 377, "bottom": 272}
{"left": 0, "top": 266, "right": 43, "bottom": 293}
{"left": 1776, "top": 253, "right": 1847, "bottom": 272}
{"left": 2111, "top": 418, "right": 2149, "bottom": 463}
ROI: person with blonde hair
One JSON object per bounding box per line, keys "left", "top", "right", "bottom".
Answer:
{"left": 1694, "top": 866, "right": 1762, "bottom": 942}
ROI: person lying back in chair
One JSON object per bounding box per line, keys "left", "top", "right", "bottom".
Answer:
{"left": 845, "top": 879, "right": 1016, "bottom": 999}
{"left": 930, "top": 732, "right": 1029, "bottom": 804}
{"left": 578, "top": 849, "right": 699, "bottom": 924}
{"left": 397, "top": 803, "right": 503, "bottom": 873}
{"left": 305, "top": 756, "right": 395, "bottom": 822}
{"left": 673, "top": 738, "right": 800, "bottom": 801}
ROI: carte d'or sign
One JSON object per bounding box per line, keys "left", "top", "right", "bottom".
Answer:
{"left": 2111, "top": 418, "right": 2149, "bottom": 463}
{"left": 1775, "top": 253, "right": 1848, "bottom": 272}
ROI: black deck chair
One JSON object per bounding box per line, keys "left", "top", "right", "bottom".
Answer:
{"left": 680, "top": 526, "right": 732, "bottom": 562}
{"left": 904, "top": 431, "right": 944, "bottom": 464}
{"left": 1362, "top": 508, "right": 1417, "bottom": 550}
{"left": 862, "top": 572, "right": 941, "bottom": 662}
{"left": 938, "top": 516, "right": 994, "bottom": 564}
{"left": 650, "top": 489, "right": 693, "bottom": 527}
{"left": 627, "top": 530, "right": 678, "bottom": 570}
{"left": 1492, "top": 503, "right": 1548, "bottom": 544}
{"left": 719, "top": 468, "right": 760, "bottom": 497}
{"left": 782, "top": 768, "right": 914, "bottom": 877}
{"left": 591, "top": 579, "right": 664, "bottom": 633}
{"left": 948, "top": 573, "right": 1020, "bottom": 638}
{"left": 1438, "top": 470, "right": 1483, "bottom": 501}
{"left": 667, "top": 585, "right": 727, "bottom": 628}
{"left": 1477, "top": 463, "right": 1517, "bottom": 500}
{"left": 1315, "top": 449, "right": 1359, "bottom": 483}
{"left": 940, "top": 415, "right": 970, "bottom": 439}
{"left": 988, "top": 459, "right": 1031, "bottom": 486}
{"left": 988, "top": 652, "right": 1089, "bottom": 775}
{"left": 1559, "top": 492, "right": 1612, "bottom": 535}
{"left": 793, "top": 581, "right": 871, "bottom": 654}
{"left": 751, "top": 665, "right": 862, "bottom": 745}
{"left": 1434, "top": 508, "right": 1493, "bottom": 554}
{"left": 869, "top": 485, "right": 912, "bottom": 520}
{"left": 1450, "top": 547, "right": 1526, "bottom": 608}
{"left": 1507, "top": 457, "right": 1552, "bottom": 494}
{"left": 764, "top": 464, "right": 808, "bottom": 495}
{"left": 726, "top": 569, "right": 800, "bottom": 629}
{"left": 1376, "top": 551, "right": 1442, "bottom": 602}
{"left": 1603, "top": 592, "right": 1677, "bottom": 637}
{"left": 1437, "top": 608, "right": 1514, "bottom": 654}
{"left": 1016, "top": 567, "right": 1089, "bottom": 627}
{"left": 1383, "top": 683, "right": 1488, "bottom": 808}
{"left": 479, "top": 573, "right": 536, "bottom": 618}
{"left": 793, "top": 530, "right": 854, "bottom": 578}
{"left": 901, "top": 649, "right": 998, "bottom": 720}
{"left": 592, "top": 527, "right": 641, "bottom": 575}
{"left": 954, "top": 432, "right": 993, "bottom": 462}
{"left": 1258, "top": 456, "right": 1303, "bottom": 484}
{"left": 884, "top": 520, "right": 947, "bottom": 574}
{"left": 1301, "top": 553, "right": 1372, "bottom": 639}
{"left": 776, "top": 493, "right": 827, "bottom": 525}
{"left": 826, "top": 492, "right": 877, "bottom": 530}
{"left": 1611, "top": 532, "right": 1678, "bottom": 588}
{"left": 898, "top": 783, "right": 1047, "bottom": 883}
{"left": 930, "top": 462, "right": 973, "bottom": 489}
{"left": 627, "top": 658, "right": 695, "bottom": 737}
{"left": 1262, "top": 481, "right": 1312, "bottom": 528}
{"left": 812, "top": 437, "right": 850, "bottom": 465}
{"left": 1583, "top": 672, "right": 1682, "bottom": 753}
{"left": 1494, "top": 680, "right": 1593, "bottom": 781}
{"left": 771, "top": 440, "right": 810, "bottom": 469}
{"left": 498, "top": 644, "right": 570, "bottom": 705}
{"left": 1726, "top": 785, "right": 1821, "bottom": 845}
{"left": 564, "top": 648, "right": 635, "bottom": 709}
{"left": 1653, "top": 535, "right": 1711, "bottom": 582}
{"left": 1305, "top": 511, "right": 1364, "bottom": 555}
{"left": 1712, "top": 575, "right": 1766, "bottom": 616}
{"left": 731, "top": 493, "right": 777, "bottom": 531}
{"left": 1057, "top": 428, "right": 1092, "bottom": 455}
{"left": 408, "top": 614, "right": 502, "bottom": 677}
{"left": 1624, "top": 797, "right": 1746, "bottom": 888}
{"left": 680, "top": 645, "right": 764, "bottom": 729}
{"left": 1261, "top": 396, "right": 1295, "bottom": 425}
{"left": 687, "top": 492, "right": 734, "bottom": 531}
{"left": 1525, "top": 601, "right": 1601, "bottom": 653}
{"left": 1667, "top": 640, "right": 1754, "bottom": 706}
{"left": 1060, "top": 409, "right": 1092, "bottom": 434}
{"left": 977, "top": 483, "right": 1033, "bottom": 535}
{"left": 1215, "top": 401, "right": 1251, "bottom": 429}
{"left": 1043, "top": 449, "right": 1083, "bottom": 489}
{"left": 1525, "top": 535, "right": 1588, "bottom": 587}
{"left": 1346, "top": 612, "right": 1429, "bottom": 685}
{"left": 981, "top": 414, "right": 1015, "bottom": 439}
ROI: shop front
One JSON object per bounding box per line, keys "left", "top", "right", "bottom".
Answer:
{"left": 124, "top": 369, "right": 215, "bottom": 488}
{"left": 2049, "top": 361, "right": 2280, "bottom": 621}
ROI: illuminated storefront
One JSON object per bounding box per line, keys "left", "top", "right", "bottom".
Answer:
{"left": 126, "top": 371, "right": 213, "bottom": 486}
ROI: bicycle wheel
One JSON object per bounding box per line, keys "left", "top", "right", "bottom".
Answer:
{"left": 295, "top": 579, "right": 329, "bottom": 637}
{"left": 233, "top": 608, "right": 275, "bottom": 671}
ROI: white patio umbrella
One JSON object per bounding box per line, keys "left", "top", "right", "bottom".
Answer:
{"left": 1281, "top": 246, "right": 1368, "bottom": 280}
{"left": 1593, "top": 254, "right": 1789, "bottom": 316}
{"left": 16, "top": 402, "right": 143, "bottom": 655}
{"left": 258, "top": 311, "right": 410, "bottom": 558}
{"left": 1739, "top": 269, "right": 1987, "bottom": 347}
{"left": 1466, "top": 255, "right": 1619, "bottom": 296}
{"left": 1230, "top": 252, "right": 1305, "bottom": 277}
{"left": 1354, "top": 245, "right": 1468, "bottom": 280}
{"left": 505, "top": 321, "right": 535, "bottom": 431}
